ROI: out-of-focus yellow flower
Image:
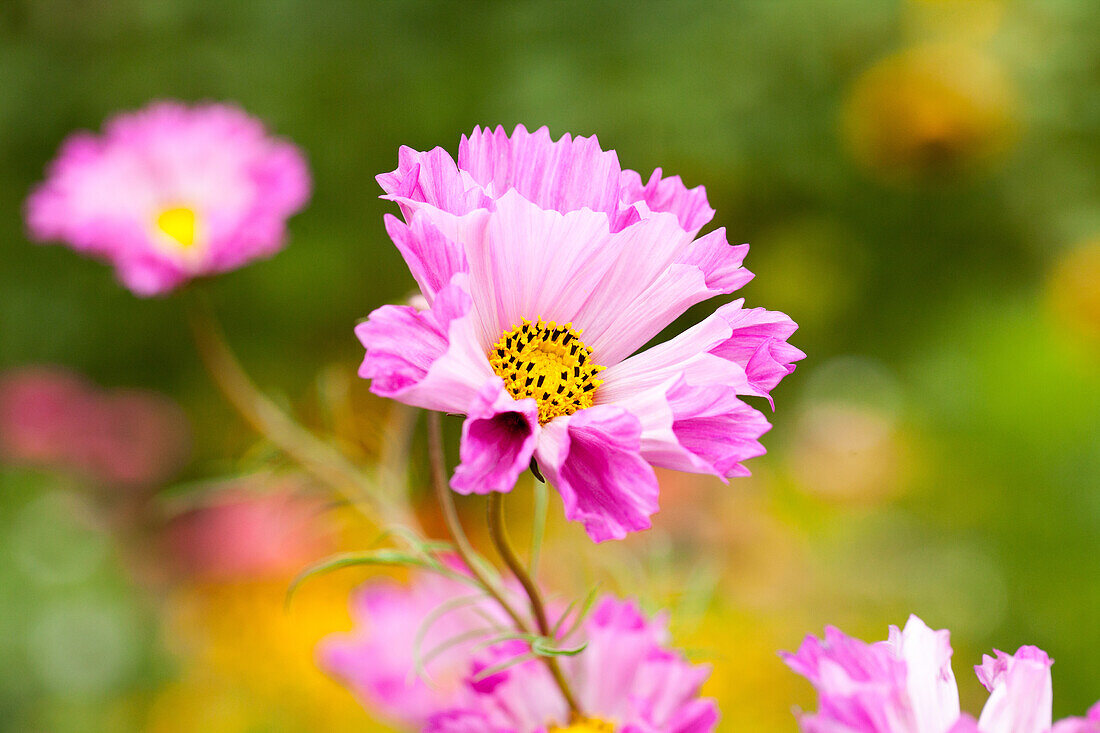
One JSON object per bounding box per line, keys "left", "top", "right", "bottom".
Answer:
{"left": 147, "top": 576, "right": 381, "bottom": 733}
{"left": 842, "top": 43, "right": 1016, "bottom": 182}
{"left": 1047, "top": 239, "right": 1100, "bottom": 350}
{"left": 904, "top": 0, "right": 1005, "bottom": 44}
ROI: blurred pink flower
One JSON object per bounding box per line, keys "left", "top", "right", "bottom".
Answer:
{"left": 321, "top": 573, "right": 718, "bottom": 732}
{"left": 319, "top": 573, "right": 504, "bottom": 728}
{"left": 359, "top": 125, "right": 803, "bottom": 542}
{"left": 782, "top": 615, "right": 1100, "bottom": 733}
{"left": 26, "top": 101, "right": 310, "bottom": 295}
{"left": 0, "top": 366, "right": 190, "bottom": 488}
{"left": 166, "top": 482, "right": 334, "bottom": 580}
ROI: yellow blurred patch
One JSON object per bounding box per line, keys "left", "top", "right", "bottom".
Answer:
{"left": 843, "top": 43, "right": 1016, "bottom": 182}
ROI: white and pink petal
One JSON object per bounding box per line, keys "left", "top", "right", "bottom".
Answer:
{"left": 975, "top": 647, "right": 1053, "bottom": 733}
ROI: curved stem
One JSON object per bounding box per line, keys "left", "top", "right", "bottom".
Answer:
{"left": 426, "top": 412, "right": 528, "bottom": 633}
{"left": 488, "top": 492, "right": 583, "bottom": 717}
{"left": 183, "top": 291, "right": 411, "bottom": 528}
{"left": 426, "top": 414, "right": 582, "bottom": 718}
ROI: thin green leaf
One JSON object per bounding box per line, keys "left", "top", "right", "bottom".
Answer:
{"left": 554, "top": 583, "right": 601, "bottom": 640}
{"left": 471, "top": 651, "right": 539, "bottom": 682}
{"left": 413, "top": 593, "right": 500, "bottom": 683}
{"left": 286, "top": 550, "right": 478, "bottom": 607}
{"left": 531, "top": 637, "right": 588, "bottom": 657}
{"left": 418, "top": 627, "right": 499, "bottom": 672}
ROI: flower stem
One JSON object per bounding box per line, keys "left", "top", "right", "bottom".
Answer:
{"left": 425, "top": 412, "right": 528, "bottom": 631}
{"left": 183, "top": 290, "right": 411, "bottom": 528}
{"left": 425, "top": 413, "right": 582, "bottom": 718}
{"left": 487, "top": 491, "right": 583, "bottom": 717}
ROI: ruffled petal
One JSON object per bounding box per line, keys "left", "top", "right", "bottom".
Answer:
{"left": 708, "top": 300, "right": 806, "bottom": 403}
{"left": 599, "top": 307, "right": 754, "bottom": 403}
{"left": 355, "top": 275, "right": 492, "bottom": 413}
{"left": 619, "top": 167, "right": 716, "bottom": 235}
{"left": 424, "top": 710, "right": 503, "bottom": 733}
{"left": 458, "top": 125, "right": 624, "bottom": 220}
{"left": 451, "top": 378, "right": 539, "bottom": 495}
{"left": 975, "top": 647, "right": 1053, "bottom": 733}
{"left": 535, "top": 406, "right": 658, "bottom": 542}
{"left": 781, "top": 625, "right": 916, "bottom": 733}
{"left": 611, "top": 376, "right": 770, "bottom": 480}
{"left": 384, "top": 212, "right": 468, "bottom": 303}
{"left": 319, "top": 576, "right": 489, "bottom": 727}
{"left": 886, "top": 615, "right": 961, "bottom": 733}
{"left": 580, "top": 229, "right": 752, "bottom": 364}
{"left": 377, "top": 145, "right": 488, "bottom": 219}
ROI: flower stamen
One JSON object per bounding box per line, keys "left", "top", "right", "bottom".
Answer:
{"left": 489, "top": 319, "right": 604, "bottom": 424}
{"left": 155, "top": 206, "right": 198, "bottom": 249}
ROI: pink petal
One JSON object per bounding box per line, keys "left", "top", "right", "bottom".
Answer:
{"left": 377, "top": 145, "right": 488, "bottom": 219}
{"left": 319, "top": 576, "right": 491, "bottom": 727}
{"left": 780, "top": 625, "right": 916, "bottom": 732}
{"left": 708, "top": 300, "right": 806, "bottom": 405}
{"left": 462, "top": 189, "right": 622, "bottom": 344}
{"left": 599, "top": 306, "right": 754, "bottom": 403}
{"left": 424, "top": 710, "right": 501, "bottom": 733}
{"left": 612, "top": 376, "right": 770, "bottom": 480}
{"left": 384, "top": 211, "right": 468, "bottom": 303}
{"left": 619, "top": 167, "right": 715, "bottom": 236}
{"left": 458, "top": 124, "right": 623, "bottom": 218}
{"left": 451, "top": 378, "right": 539, "bottom": 495}
{"left": 355, "top": 275, "right": 492, "bottom": 413}
{"left": 975, "top": 646, "right": 1053, "bottom": 733}
{"left": 947, "top": 715, "right": 982, "bottom": 733}
{"left": 535, "top": 406, "right": 658, "bottom": 542}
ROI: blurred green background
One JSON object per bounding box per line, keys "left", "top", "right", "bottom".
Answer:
{"left": 0, "top": 0, "right": 1098, "bottom": 730}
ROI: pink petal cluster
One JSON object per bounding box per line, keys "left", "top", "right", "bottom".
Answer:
{"left": 359, "top": 126, "right": 803, "bottom": 542}
{"left": 320, "top": 573, "right": 717, "bottom": 732}
{"left": 165, "top": 481, "right": 334, "bottom": 580}
{"left": 782, "top": 615, "right": 1100, "bottom": 733}
{"left": 26, "top": 101, "right": 311, "bottom": 295}
{"left": 0, "top": 366, "right": 190, "bottom": 488}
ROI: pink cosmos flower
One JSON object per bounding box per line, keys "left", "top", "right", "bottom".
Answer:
{"left": 358, "top": 125, "right": 804, "bottom": 541}
{"left": 782, "top": 615, "right": 1100, "bottom": 733}
{"left": 319, "top": 573, "right": 506, "bottom": 728}
{"left": 320, "top": 574, "right": 717, "bottom": 732}
{"left": 26, "top": 101, "right": 310, "bottom": 295}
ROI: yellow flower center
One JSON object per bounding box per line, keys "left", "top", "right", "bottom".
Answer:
{"left": 489, "top": 319, "right": 604, "bottom": 424}
{"left": 155, "top": 206, "right": 198, "bottom": 249}
{"left": 549, "top": 718, "right": 615, "bottom": 733}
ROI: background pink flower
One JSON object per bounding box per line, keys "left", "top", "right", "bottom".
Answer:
{"left": 0, "top": 366, "right": 191, "bottom": 489}
{"left": 26, "top": 101, "right": 311, "bottom": 295}
{"left": 164, "top": 480, "right": 335, "bottom": 581}
{"left": 783, "top": 616, "right": 1100, "bottom": 733}
{"left": 321, "top": 572, "right": 717, "bottom": 732}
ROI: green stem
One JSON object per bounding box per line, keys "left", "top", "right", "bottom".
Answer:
{"left": 426, "top": 412, "right": 529, "bottom": 633}
{"left": 425, "top": 414, "right": 582, "bottom": 718}
{"left": 487, "top": 492, "right": 582, "bottom": 717}
{"left": 183, "top": 291, "right": 411, "bottom": 528}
